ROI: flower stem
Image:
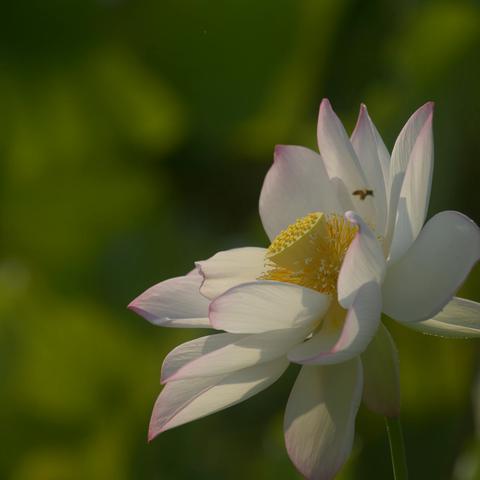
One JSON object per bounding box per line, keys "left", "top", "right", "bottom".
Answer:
{"left": 385, "top": 416, "right": 408, "bottom": 480}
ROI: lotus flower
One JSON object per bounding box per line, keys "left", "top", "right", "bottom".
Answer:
{"left": 129, "top": 100, "right": 480, "bottom": 480}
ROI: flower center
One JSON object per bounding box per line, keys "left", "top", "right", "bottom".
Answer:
{"left": 260, "top": 212, "right": 358, "bottom": 295}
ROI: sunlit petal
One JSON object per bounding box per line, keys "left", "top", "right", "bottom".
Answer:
{"left": 209, "top": 280, "right": 331, "bottom": 334}
{"left": 259, "top": 145, "right": 342, "bottom": 241}
{"left": 128, "top": 271, "right": 210, "bottom": 328}
{"left": 196, "top": 247, "right": 266, "bottom": 300}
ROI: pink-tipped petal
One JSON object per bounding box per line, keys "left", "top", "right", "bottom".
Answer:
{"left": 128, "top": 271, "right": 211, "bottom": 328}
{"left": 338, "top": 211, "right": 386, "bottom": 308}
{"left": 388, "top": 111, "right": 434, "bottom": 263}
{"left": 351, "top": 104, "right": 388, "bottom": 236}
{"left": 361, "top": 323, "right": 400, "bottom": 417}
{"left": 406, "top": 297, "right": 480, "bottom": 338}
{"left": 149, "top": 357, "right": 289, "bottom": 440}
{"left": 259, "top": 145, "right": 342, "bottom": 241}
{"left": 284, "top": 359, "right": 363, "bottom": 480}
{"left": 317, "top": 99, "right": 375, "bottom": 226}
{"left": 385, "top": 102, "right": 434, "bottom": 249}
{"left": 196, "top": 247, "right": 266, "bottom": 300}
{"left": 288, "top": 282, "right": 382, "bottom": 366}
{"left": 383, "top": 211, "right": 480, "bottom": 323}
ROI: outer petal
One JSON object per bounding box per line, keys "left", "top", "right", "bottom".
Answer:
{"left": 284, "top": 359, "right": 363, "bottom": 480}
{"left": 163, "top": 327, "right": 308, "bottom": 381}
{"left": 361, "top": 323, "right": 400, "bottom": 417}
{"left": 385, "top": 102, "right": 434, "bottom": 248}
{"left": 388, "top": 110, "right": 434, "bottom": 263}
{"left": 196, "top": 247, "right": 266, "bottom": 300}
{"left": 209, "top": 281, "right": 331, "bottom": 334}
{"left": 351, "top": 104, "right": 388, "bottom": 236}
{"left": 128, "top": 271, "right": 210, "bottom": 328}
{"left": 337, "top": 211, "right": 386, "bottom": 308}
{"left": 161, "top": 332, "right": 244, "bottom": 382}
{"left": 288, "top": 282, "right": 382, "bottom": 366}
{"left": 406, "top": 297, "right": 480, "bottom": 338}
{"left": 383, "top": 211, "right": 480, "bottom": 323}
{"left": 317, "top": 99, "right": 375, "bottom": 226}
{"left": 259, "top": 145, "right": 342, "bottom": 241}
{"left": 149, "top": 357, "right": 288, "bottom": 439}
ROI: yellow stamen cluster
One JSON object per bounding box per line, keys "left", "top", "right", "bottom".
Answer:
{"left": 260, "top": 212, "right": 358, "bottom": 295}
{"left": 268, "top": 213, "right": 320, "bottom": 255}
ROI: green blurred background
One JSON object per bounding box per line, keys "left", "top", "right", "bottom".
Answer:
{"left": 1, "top": 0, "right": 480, "bottom": 478}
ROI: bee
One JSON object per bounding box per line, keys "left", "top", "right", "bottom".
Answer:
{"left": 352, "top": 189, "right": 374, "bottom": 200}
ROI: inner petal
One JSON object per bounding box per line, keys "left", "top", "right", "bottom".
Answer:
{"left": 260, "top": 212, "right": 358, "bottom": 295}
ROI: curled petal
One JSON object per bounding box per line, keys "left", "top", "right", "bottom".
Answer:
{"left": 128, "top": 271, "right": 210, "bottom": 328}
{"left": 406, "top": 297, "right": 480, "bottom": 338}
{"left": 338, "top": 211, "right": 386, "bottom": 308}
{"left": 149, "top": 357, "right": 288, "bottom": 439}
{"left": 196, "top": 247, "right": 266, "bottom": 300}
{"left": 259, "top": 145, "right": 342, "bottom": 241}
{"left": 284, "top": 359, "right": 363, "bottom": 480}
{"left": 288, "top": 282, "right": 382, "bottom": 366}
{"left": 383, "top": 211, "right": 480, "bottom": 323}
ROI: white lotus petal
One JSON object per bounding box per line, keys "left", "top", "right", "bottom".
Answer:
{"left": 161, "top": 332, "right": 244, "bottom": 383}
{"left": 196, "top": 247, "right": 266, "bottom": 300}
{"left": 385, "top": 102, "right": 434, "bottom": 248}
{"left": 369, "top": 113, "right": 391, "bottom": 199}
{"left": 338, "top": 212, "right": 386, "bottom": 308}
{"left": 288, "top": 282, "right": 382, "bottom": 366}
{"left": 128, "top": 271, "right": 210, "bottom": 328}
{"left": 406, "top": 297, "right": 480, "bottom": 338}
{"left": 209, "top": 281, "right": 331, "bottom": 334}
{"left": 164, "top": 327, "right": 307, "bottom": 381}
{"left": 351, "top": 104, "right": 388, "bottom": 236}
{"left": 383, "top": 211, "right": 480, "bottom": 323}
{"left": 284, "top": 359, "right": 363, "bottom": 480}
{"left": 149, "top": 357, "right": 289, "bottom": 439}
{"left": 317, "top": 99, "right": 375, "bottom": 226}
{"left": 389, "top": 111, "right": 434, "bottom": 263}
{"left": 259, "top": 145, "right": 342, "bottom": 241}
{"left": 361, "top": 323, "right": 400, "bottom": 417}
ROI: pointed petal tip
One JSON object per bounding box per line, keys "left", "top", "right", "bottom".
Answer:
{"left": 127, "top": 298, "right": 167, "bottom": 324}
{"left": 127, "top": 300, "right": 146, "bottom": 316}
{"left": 418, "top": 101, "right": 435, "bottom": 115}
{"left": 148, "top": 424, "right": 164, "bottom": 442}
{"left": 273, "top": 144, "right": 287, "bottom": 160}
{"left": 319, "top": 98, "right": 333, "bottom": 112}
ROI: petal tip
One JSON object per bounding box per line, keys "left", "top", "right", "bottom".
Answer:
{"left": 319, "top": 98, "right": 333, "bottom": 113}
{"left": 148, "top": 423, "right": 163, "bottom": 442}
{"left": 344, "top": 210, "right": 361, "bottom": 225}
